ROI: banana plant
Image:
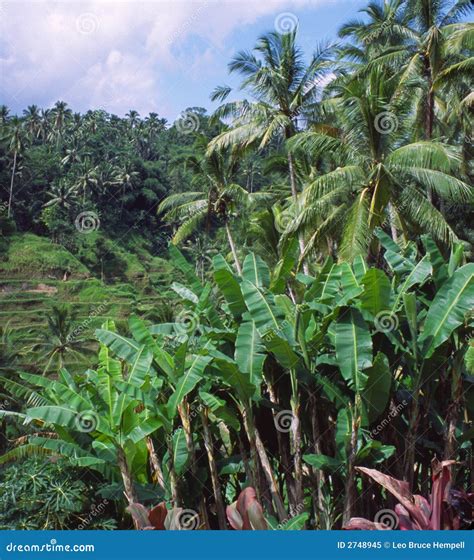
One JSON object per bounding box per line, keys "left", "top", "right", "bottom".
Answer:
{"left": 0, "top": 320, "right": 165, "bottom": 511}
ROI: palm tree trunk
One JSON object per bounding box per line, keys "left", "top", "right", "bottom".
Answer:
{"left": 241, "top": 406, "right": 286, "bottom": 521}
{"left": 201, "top": 409, "right": 227, "bottom": 529}
{"left": 290, "top": 397, "right": 303, "bottom": 507}
{"left": 309, "top": 393, "right": 326, "bottom": 513}
{"left": 178, "top": 402, "right": 210, "bottom": 528}
{"left": 287, "top": 152, "right": 309, "bottom": 274}
{"left": 342, "top": 413, "right": 359, "bottom": 526}
{"left": 117, "top": 446, "right": 139, "bottom": 504}
{"left": 424, "top": 59, "right": 434, "bottom": 203}
{"left": 166, "top": 437, "right": 181, "bottom": 507}
{"left": 388, "top": 202, "right": 398, "bottom": 243}
{"left": 146, "top": 437, "right": 166, "bottom": 492}
{"left": 225, "top": 221, "right": 242, "bottom": 275}
{"left": 7, "top": 151, "right": 17, "bottom": 218}
{"left": 266, "top": 381, "right": 297, "bottom": 510}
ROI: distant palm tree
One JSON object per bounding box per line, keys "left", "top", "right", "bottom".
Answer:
{"left": 2, "top": 117, "right": 27, "bottom": 217}
{"left": 49, "top": 101, "right": 72, "bottom": 146}
{"left": 0, "top": 105, "right": 9, "bottom": 125}
{"left": 209, "top": 30, "right": 333, "bottom": 271}
{"left": 23, "top": 105, "right": 42, "bottom": 139}
{"left": 158, "top": 145, "right": 270, "bottom": 273}
{"left": 126, "top": 110, "right": 140, "bottom": 129}
{"left": 31, "top": 305, "right": 90, "bottom": 375}
{"left": 44, "top": 180, "right": 80, "bottom": 211}
{"left": 74, "top": 160, "right": 99, "bottom": 205}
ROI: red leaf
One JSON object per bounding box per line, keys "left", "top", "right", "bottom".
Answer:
{"left": 226, "top": 503, "right": 243, "bottom": 530}
{"left": 356, "top": 467, "right": 429, "bottom": 529}
{"left": 148, "top": 502, "right": 168, "bottom": 530}
{"left": 429, "top": 459, "right": 455, "bottom": 530}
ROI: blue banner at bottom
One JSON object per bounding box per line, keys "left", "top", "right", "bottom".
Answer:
{"left": 1, "top": 531, "right": 472, "bottom": 559}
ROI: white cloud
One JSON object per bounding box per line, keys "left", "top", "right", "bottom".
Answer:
{"left": 0, "top": 0, "right": 332, "bottom": 116}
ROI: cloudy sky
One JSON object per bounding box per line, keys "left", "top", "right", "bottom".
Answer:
{"left": 0, "top": 0, "right": 367, "bottom": 121}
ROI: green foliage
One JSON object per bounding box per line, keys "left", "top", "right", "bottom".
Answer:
{"left": 0, "top": 458, "right": 116, "bottom": 530}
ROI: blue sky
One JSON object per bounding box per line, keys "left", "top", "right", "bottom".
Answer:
{"left": 0, "top": 0, "right": 368, "bottom": 122}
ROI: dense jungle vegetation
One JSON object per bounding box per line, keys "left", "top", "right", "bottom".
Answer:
{"left": 0, "top": 0, "right": 473, "bottom": 531}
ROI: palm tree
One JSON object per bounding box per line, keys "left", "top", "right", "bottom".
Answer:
{"left": 126, "top": 110, "right": 140, "bottom": 129}
{"left": 158, "top": 145, "right": 270, "bottom": 273}
{"left": 112, "top": 163, "right": 139, "bottom": 213}
{"left": 0, "top": 105, "right": 9, "bottom": 126}
{"left": 23, "top": 105, "right": 42, "bottom": 139}
{"left": 31, "top": 305, "right": 90, "bottom": 374}
{"left": 49, "top": 101, "right": 72, "bottom": 146}
{"left": 74, "top": 160, "right": 99, "bottom": 205}
{"left": 44, "top": 180, "right": 80, "bottom": 211}
{"left": 402, "top": 0, "right": 473, "bottom": 140}
{"left": 286, "top": 66, "right": 472, "bottom": 263}
{"left": 208, "top": 30, "right": 333, "bottom": 271}
{"left": 2, "top": 117, "right": 26, "bottom": 218}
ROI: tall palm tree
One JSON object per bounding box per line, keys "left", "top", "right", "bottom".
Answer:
{"left": 74, "top": 159, "right": 99, "bottom": 205}
{"left": 44, "top": 180, "right": 80, "bottom": 211}
{"left": 208, "top": 30, "right": 333, "bottom": 271}
{"left": 30, "top": 305, "right": 91, "bottom": 375}
{"left": 23, "top": 105, "right": 42, "bottom": 139}
{"left": 403, "top": 0, "right": 473, "bottom": 139}
{"left": 2, "top": 117, "right": 26, "bottom": 218}
{"left": 126, "top": 110, "right": 140, "bottom": 129}
{"left": 158, "top": 145, "right": 270, "bottom": 273}
{"left": 49, "top": 101, "right": 72, "bottom": 147}
{"left": 0, "top": 105, "right": 9, "bottom": 126}
{"left": 286, "top": 66, "right": 472, "bottom": 263}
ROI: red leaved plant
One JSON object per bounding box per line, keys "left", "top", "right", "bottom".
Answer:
{"left": 127, "top": 502, "right": 201, "bottom": 530}
{"left": 127, "top": 502, "right": 168, "bottom": 530}
{"left": 226, "top": 487, "right": 268, "bottom": 530}
{"left": 345, "top": 459, "right": 473, "bottom": 530}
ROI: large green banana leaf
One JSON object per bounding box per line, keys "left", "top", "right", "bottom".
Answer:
{"left": 235, "top": 318, "right": 265, "bottom": 392}
{"left": 420, "top": 263, "right": 474, "bottom": 358}
{"left": 242, "top": 253, "right": 270, "bottom": 288}
{"left": 167, "top": 354, "right": 212, "bottom": 417}
{"left": 213, "top": 254, "right": 246, "bottom": 317}
{"left": 334, "top": 308, "right": 372, "bottom": 391}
